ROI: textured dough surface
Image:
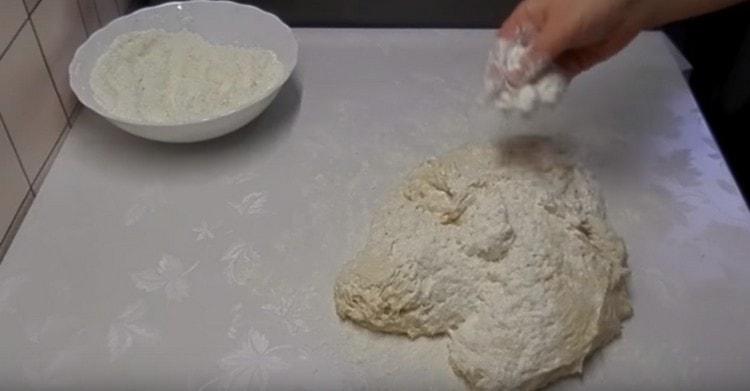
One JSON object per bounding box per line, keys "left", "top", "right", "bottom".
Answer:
{"left": 334, "top": 139, "right": 632, "bottom": 390}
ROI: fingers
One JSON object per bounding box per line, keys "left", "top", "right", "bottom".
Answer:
{"left": 497, "top": 14, "right": 519, "bottom": 39}
{"left": 556, "top": 30, "right": 638, "bottom": 76}
{"left": 498, "top": 0, "right": 544, "bottom": 41}
{"left": 527, "top": 13, "right": 578, "bottom": 65}
{"left": 496, "top": 0, "right": 552, "bottom": 86}
{"left": 501, "top": 0, "right": 579, "bottom": 62}
{"left": 496, "top": 0, "right": 641, "bottom": 81}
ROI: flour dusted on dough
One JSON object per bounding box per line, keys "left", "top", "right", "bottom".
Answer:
{"left": 90, "top": 29, "right": 284, "bottom": 124}
{"left": 334, "top": 139, "right": 632, "bottom": 391}
{"left": 484, "top": 39, "right": 568, "bottom": 114}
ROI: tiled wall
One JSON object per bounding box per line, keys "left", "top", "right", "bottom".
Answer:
{"left": 0, "top": 0, "right": 128, "bottom": 260}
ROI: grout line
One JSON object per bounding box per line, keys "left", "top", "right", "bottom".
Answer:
{"left": 0, "top": 0, "right": 81, "bottom": 263}
{"left": 27, "top": 0, "right": 43, "bottom": 15}
{"left": 0, "top": 112, "right": 34, "bottom": 191}
{"left": 70, "top": 101, "right": 84, "bottom": 125}
{"left": 31, "top": 121, "right": 72, "bottom": 192}
{"left": 76, "top": 0, "right": 91, "bottom": 37}
{"left": 0, "top": 18, "right": 28, "bottom": 64}
{"left": 92, "top": 0, "right": 103, "bottom": 29}
{"left": 0, "top": 188, "right": 35, "bottom": 265}
{"left": 27, "top": 15, "right": 72, "bottom": 126}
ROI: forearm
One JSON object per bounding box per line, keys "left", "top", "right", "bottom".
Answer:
{"left": 639, "top": 0, "right": 747, "bottom": 28}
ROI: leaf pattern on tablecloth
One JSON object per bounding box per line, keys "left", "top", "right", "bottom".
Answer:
{"left": 124, "top": 185, "right": 166, "bottom": 226}
{"left": 132, "top": 254, "right": 200, "bottom": 302}
{"left": 200, "top": 329, "right": 292, "bottom": 391}
{"left": 193, "top": 220, "right": 221, "bottom": 241}
{"left": 219, "top": 242, "right": 261, "bottom": 286}
{"left": 25, "top": 315, "right": 80, "bottom": 344}
{"left": 21, "top": 315, "right": 89, "bottom": 389}
{"left": 0, "top": 274, "right": 28, "bottom": 314}
{"left": 22, "top": 347, "right": 85, "bottom": 389}
{"left": 222, "top": 172, "right": 257, "bottom": 185}
{"left": 228, "top": 192, "right": 266, "bottom": 216}
{"left": 261, "top": 285, "right": 318, "bottom": 336}
{"left": 227, "top": 303, "right": 246, "bottom": 340}
{"left": 107, "top": 300, "right": 160, "bottom": 362}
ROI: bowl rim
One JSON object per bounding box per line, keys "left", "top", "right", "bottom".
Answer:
{"left": 69, "top": 0, "right": 298, "bottom": 128}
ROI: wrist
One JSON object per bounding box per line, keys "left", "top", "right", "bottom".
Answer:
{"left": 625, "top": 0, "right": 657, "bottom": 30}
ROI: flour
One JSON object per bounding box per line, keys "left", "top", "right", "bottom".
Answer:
{"left": 484, "top": 39, "right": 568, "bottom": 114}
{"left": 90, "top": 29, "right": 284, "bottom": 124}
{"left": 334, "top": 139, "right": 632, "bottom": 390}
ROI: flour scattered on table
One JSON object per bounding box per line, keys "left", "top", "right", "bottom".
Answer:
{"left": 334, "top": 139, "right": 632, "bottom": 391}
{"left": 90, "top": 29, "right": 284, "bottom": 124}
{"left": 483, "top": 39, "right": 568, "bottom": 114}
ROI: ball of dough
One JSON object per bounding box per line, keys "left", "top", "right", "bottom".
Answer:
{"left": 334, "top": 139, "right": 632, "bottom": 391}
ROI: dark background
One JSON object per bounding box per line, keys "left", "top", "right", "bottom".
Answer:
{"left": 137, "top": 0, "right": 516, "bottom": 27}
{"left": 136, "top": 0, "right": 749, "bottom": 206}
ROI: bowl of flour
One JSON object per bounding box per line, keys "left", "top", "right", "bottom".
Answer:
{"left": 69, "top": 1, "right": 297, "bottom": 142}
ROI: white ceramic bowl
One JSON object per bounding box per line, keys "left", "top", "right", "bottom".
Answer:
{"left": 69, "top": 1, "right": 298, "bottom": 143}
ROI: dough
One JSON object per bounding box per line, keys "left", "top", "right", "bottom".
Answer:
{"left": 334, "top": 139, "right": 632, "bottom": 390}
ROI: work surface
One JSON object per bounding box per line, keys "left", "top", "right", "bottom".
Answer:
{"left": 2, "top": 29, "right": 749, "bottom": 390}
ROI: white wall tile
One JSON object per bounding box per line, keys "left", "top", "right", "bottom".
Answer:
{"left": 0, "top": 0, "right": 26, "bottom": 55}
{"left": 32, "top": 0, "right": 88, "bottom": 116}
{"left": 0, "top": 122, "right": 30, "bottom": 240}
{"left": 0, "top": 24, "right": 67, "bottom": 181}
{"left": 23, "top": 0, "right": 42, "bottom": 13}
{"left": 95, "top": 0, "right": 120, "bottom": 27}
{"left": 78, "top": 0, "right": 102, "bottom": 36}
{"left": 113, "top": 0, "right": 127, "bottom": 14}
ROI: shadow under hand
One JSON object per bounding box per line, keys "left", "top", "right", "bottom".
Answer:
{"left": 492, "top": 135, "right": 575, "bottom": 173}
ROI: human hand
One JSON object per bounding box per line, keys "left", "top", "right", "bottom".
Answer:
{"left": 498, "top": 0, "right": 645, "bottom": 82}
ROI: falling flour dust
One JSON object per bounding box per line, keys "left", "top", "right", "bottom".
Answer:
{"left": 90, "top": 29, "right": 284, "bottom": 124}
{"left": 334, "top": 140, "right": 632, "bottom": 391}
